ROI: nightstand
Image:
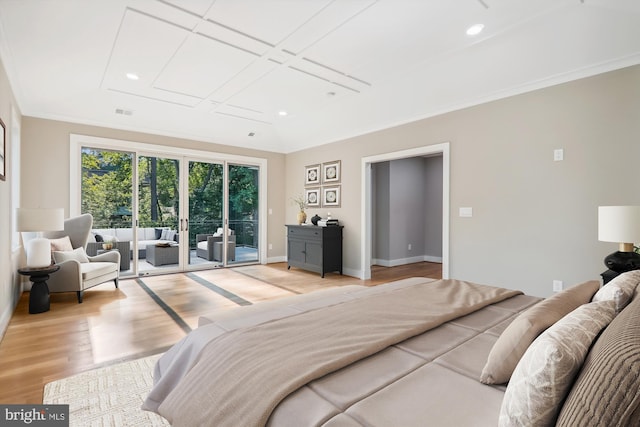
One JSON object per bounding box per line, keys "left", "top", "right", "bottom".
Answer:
{"left": 18, "top": 264, "right": 60, "bottom": 314}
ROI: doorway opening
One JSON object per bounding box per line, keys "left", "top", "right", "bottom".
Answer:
{"left": 361, "top": 143, "right": 450, "bottom": 280}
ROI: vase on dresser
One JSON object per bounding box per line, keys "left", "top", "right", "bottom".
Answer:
{"left": 297, "top": 210, "right": 307, "bottom": 225}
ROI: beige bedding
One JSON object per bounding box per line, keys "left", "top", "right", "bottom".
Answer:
{"left": 144, "top": 278, "right": 523, "bottom": 426}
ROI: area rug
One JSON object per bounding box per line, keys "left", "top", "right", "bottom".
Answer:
{"left": 43, "top": 354, "right": 169, "bottom": 427}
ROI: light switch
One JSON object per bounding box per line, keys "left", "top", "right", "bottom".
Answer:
{"left": 553, "top": 149, "right": 564, "bottom": 161}
{"left": 459, "top": 207, "right": 473, "bottom": 217}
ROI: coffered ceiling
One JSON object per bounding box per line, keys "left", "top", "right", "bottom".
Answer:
{"left": 0, "top": 0, "right": 638, "bottom": 153}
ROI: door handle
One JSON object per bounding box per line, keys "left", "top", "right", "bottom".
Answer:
{"left": 185, "top": 218, "right": 189, "bottom": 231}
{"left": 180, "top": 219, "right": 184, "bottom": 231}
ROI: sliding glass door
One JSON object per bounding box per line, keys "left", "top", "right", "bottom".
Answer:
{"left": 228, "top": 164, "right": 259, "bottom": 265}
{"left": 187, "top": 160, "right": 224, "bottom": 268}
{"left": 137, "top": 154, "right": 182, "bottom": 273}
{"left": 186, "top": 161, "right": 260, "bottom": 268}
{"left": 77, "top": 140, "right": 263, "bottom": 275}
{"left": 80, "top": 148, "right": 134, "bottom": 274}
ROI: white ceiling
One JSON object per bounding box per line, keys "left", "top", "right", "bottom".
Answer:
{"left": 0, "top": 0, "right": 639, "bottom": 153}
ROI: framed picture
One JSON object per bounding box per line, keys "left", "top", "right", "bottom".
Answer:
{"left": 322, "top": 186, "right": 341, "bottom": 208}
{"left": 305, "top": 187, "right": 321, "bottom": 207}
{"left": 322, "top": 160, "right": 341, "bottom": 183}
{"left": 305, "top": 164, "right": 320, "bottom": 186}
{"left": 0, "top": 117, "right": 5, "bottom": 181}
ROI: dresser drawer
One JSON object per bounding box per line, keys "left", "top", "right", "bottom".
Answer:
{"left": 288, "top": 226, "right": 322, "bottom": 240}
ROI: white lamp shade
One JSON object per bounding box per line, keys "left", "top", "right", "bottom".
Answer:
{"left": 16, "top": 208, "right": 64, "bottom": 232}
{"left": 598, "top": 206, "right": 640, "bottom": 243}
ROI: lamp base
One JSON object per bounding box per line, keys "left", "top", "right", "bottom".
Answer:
{"left": 26, "top": 237, "right": 52, "bottom": 268}
{"left": 604, "top": 251, "right": 640, "bottom": 273}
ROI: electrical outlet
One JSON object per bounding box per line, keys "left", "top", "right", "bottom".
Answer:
{"left": 268, "top": 243, "right": 273, "bottom": 250}
{"left": 553, "top": 280, "right": 563, "bottom": 292}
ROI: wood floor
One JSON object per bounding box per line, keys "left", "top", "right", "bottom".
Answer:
{"left": 0, "top": 262, "right": 441, "bottom": 404}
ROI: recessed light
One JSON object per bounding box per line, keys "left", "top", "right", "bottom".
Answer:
{"left": 278, "top": 111, "right": 288, "bottom": 116}
{"left": 466, "top": 24, "right": 484, "bottom": 36}
{"left": 126, "top": 72, "right": 139, "bottom": 81}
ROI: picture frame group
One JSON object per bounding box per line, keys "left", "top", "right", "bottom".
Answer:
{"left": 304, "top": 160, "right": 341, "bottom": 207}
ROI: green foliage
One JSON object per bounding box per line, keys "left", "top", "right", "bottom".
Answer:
{"left": 81, "top": 149, "right": 259, "bottom": 248}
{"left": 81, "top": 148, "right": 133, "bottom": 228}
{"left": 138, "top": 156, "right": 179, "bottom": 228}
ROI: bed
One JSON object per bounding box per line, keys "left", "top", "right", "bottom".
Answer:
{"left": 142, "top": 273, "right": 640, "bottom": 426}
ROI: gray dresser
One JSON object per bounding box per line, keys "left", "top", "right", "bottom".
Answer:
{"left": 286, "top": 225, "right": 343, "bottom": 277}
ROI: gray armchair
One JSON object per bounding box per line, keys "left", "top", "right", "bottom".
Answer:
{"left": 42, "top": 213, "right": 120, "bottom": 303}
{"left": 196, "top": 232, "right": 236, "bottom": 262}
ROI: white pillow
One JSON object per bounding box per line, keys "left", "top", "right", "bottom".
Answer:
{"left": 592, "top": 269, "right": 640, "bottom": 312}
{"left": 498, "top": 300, "right": 617, "bottom": 427}
{"left": 49, "top": 236, "right": 73, "bottom": 252}
{"left": 52, "top": 247, "right": 90, "bottom": 264}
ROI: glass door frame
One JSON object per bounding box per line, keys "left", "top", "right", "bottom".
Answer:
{"left": 70, "top": 134, "right": 268, "bottom": 276}
{"left": 182, "top": 157, "right": 226, "bottom": 271}
{"left": 137, "top": 151, "right": 183, "bottom": 275}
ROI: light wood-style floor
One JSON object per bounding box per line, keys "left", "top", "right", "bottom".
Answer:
{"left": 0, "top": 262, "right": 441, "bottom": 404}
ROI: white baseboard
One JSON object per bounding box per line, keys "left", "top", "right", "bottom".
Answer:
{"left": 266, "top": 256, "right": 287, "bottom": 264}
{"left": 342, "top": 267, "right": 360, "bottom": 278}
{"left": 373, "top": 255, "right": 442, "bottom": 267}
{"left": 0, "top": 307, "right": 11, "bottom": 343}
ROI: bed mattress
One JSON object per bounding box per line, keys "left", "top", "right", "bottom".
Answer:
{"left": 146, "top": 278, "right": 541, "bottom": 426}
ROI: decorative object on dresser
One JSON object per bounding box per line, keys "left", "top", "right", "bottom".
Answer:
{"left": 291, "top": 194, "right": 308, "bottom": 225}
{"left": 286, "top": 224, "right": 342, "bottom": 277}
{"left": 598, "top": 206, "right": 640, "bottom": 284}
{"left": 17, "top": 207, "right": 65, "bottom": 267}
{"left": 317, "top": 218, "right": 339, "bottom": 227}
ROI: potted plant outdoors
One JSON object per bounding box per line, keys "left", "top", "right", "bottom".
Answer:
{"left": 291, "top": 194, "right": 308, "bottom": 225}
{"left": 102, "top": 238, "right": 114, "bottom": 251}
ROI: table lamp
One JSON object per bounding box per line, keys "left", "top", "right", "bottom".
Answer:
{"left": 16, "top": 208, "right": 64, "bottom": 268}
{"left": 598, "top": 206, "right": 640, "bottom": 273}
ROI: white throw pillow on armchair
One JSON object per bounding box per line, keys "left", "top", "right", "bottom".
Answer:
{"left": 52, "top": 247, "right": 90, "bottom": 264}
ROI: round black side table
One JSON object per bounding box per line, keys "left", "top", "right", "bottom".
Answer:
{"left": 18, "top": 264, "right": 60, "bottom": 314}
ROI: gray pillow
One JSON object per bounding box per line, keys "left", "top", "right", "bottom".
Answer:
{"left": 480, "top": 280, "right": 601, "bottom": 384}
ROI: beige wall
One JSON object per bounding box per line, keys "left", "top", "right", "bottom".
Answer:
{"left": 0, "top": 56, "right": 22, "bottom": 339}
{"left": 286, "top": 65, "right": 640, "bottom": 297}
